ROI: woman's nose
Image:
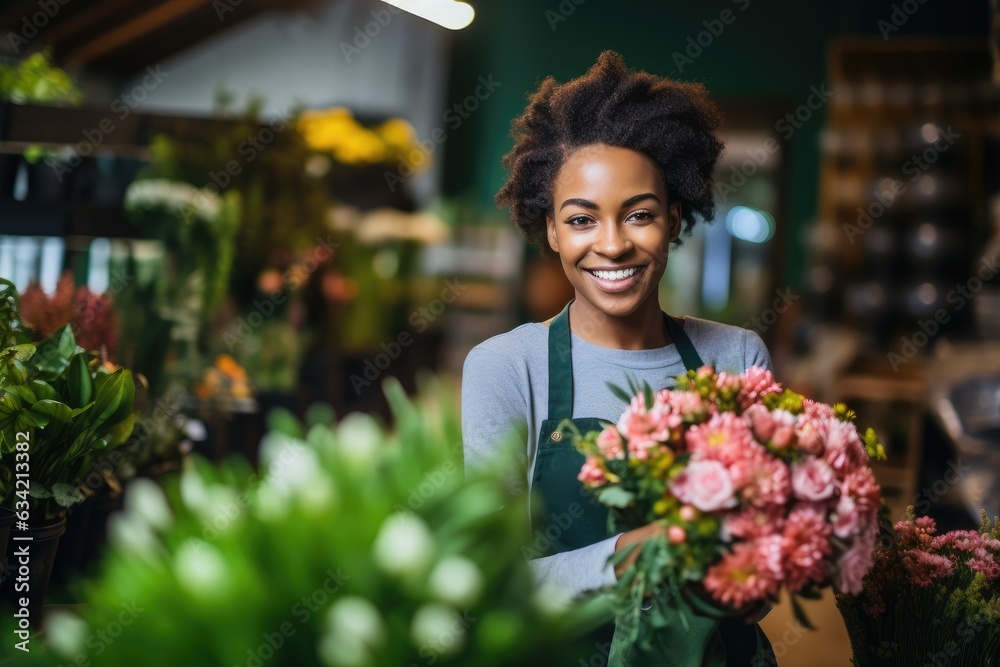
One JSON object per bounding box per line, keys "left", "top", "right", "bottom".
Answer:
{"left": 598, "top": 222, "right": 631, "bottom": 256}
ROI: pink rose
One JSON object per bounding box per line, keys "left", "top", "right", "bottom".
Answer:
{"left": 597, "top": 426, "right": 625, "bottom": 460}
{"left": 670, "top": 459, "right": 737, "bottom": 513}
{"left": 578, "top": 456, "right": 608, "bottom": 487}
{"left": 791, "top": 458, "right": 837, "bottom": 502}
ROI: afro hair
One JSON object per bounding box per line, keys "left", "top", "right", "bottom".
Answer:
{"left": 495, "top": 50, "right": 725, "bottom": 250}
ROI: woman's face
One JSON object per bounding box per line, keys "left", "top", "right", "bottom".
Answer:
{"left": 546, "top": 143, "right": 681, "bottom": 320}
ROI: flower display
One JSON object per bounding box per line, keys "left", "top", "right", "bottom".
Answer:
{"left": 836, "top": 508, "right": 1000, "bottom": 666}
{"left": 570, "top": 366, "right": 886, "bottom": 642}
{"left": 18, "top": 271, "right": 118, "bottom": 358}
{"left": 298, "top": 107, "right": 425, "bottom": 167}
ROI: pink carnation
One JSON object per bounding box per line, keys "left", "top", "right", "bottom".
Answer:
{"left": 802, "top": 398, "right": 835, "bottom": 420}
{"left": 617, "top": 394, "right": 677, "bottom": 444}
{"left": 596, "top": 426, "right": 625, "bottom": 460}
{"left": 670, "top": 459, "right": 737, "bottom": 513}
{"left": 791, "top": 458, "right": 838, "bottom": 502}
{"left": 578, "top": 456, "right": 608, "bottom": 487}
{"left": 739, "top": 366, "right": 782, "bottom": 409}
{"left": 781, "top": 504, "right": 833, "bottom": 591}
{"left": 685, "top": 412, "right": 758, "bottom": 466}
{"left": 834, "top": 534, "right": 875, "bottom": 595}
{"left": 724, "top": 506, "right": 784, "bottom": 541}
{"left": 823, "top": 419, "right": 867, "bottom": 475}
{"left": 841, "top": 467, "right": 881, "bottom": 521}
{"left": 704, "top": 535, "right": 783, "bottom": 609}
{"left": 729, "top": 450, "right": 790, "bottom": 508}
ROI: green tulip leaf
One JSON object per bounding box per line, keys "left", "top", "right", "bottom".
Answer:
{"left": 67, "top": 353, "right": 94, "bottom": 407}
{"left": 103, "top": 412, "right": 136, "bottom": 448}
{"left": 1, "top": 385, "right": 36, "bottom": 404}
{"left": 29, "top": 379, "right": 58, "bottom": 401}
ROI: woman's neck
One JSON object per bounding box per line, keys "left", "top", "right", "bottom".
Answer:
{"left": 567, "top": 297, "right": 672, "bottom": 350}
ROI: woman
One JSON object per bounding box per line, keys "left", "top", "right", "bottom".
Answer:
{"left": 461, "top": 51, "right": 775, "bottom": 666}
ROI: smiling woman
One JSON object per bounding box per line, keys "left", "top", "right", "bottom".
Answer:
{"left": 461, "top": 51, "right": 777, "bottom": 666}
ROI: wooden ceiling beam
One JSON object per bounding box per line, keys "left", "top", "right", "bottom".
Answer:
{"left": 63, "top": 0, "right": 212, "bottom": 66}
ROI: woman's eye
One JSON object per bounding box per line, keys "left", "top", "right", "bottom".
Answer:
{"left": 627, "top": 209, "right": 656, "bottom": 222}
{"left": 567, "top": 216, "right": 592, "bottom": 226}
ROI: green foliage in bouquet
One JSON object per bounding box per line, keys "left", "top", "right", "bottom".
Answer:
{"left": 9, "top": 375, "right": 600, "bottom": 666}
{"left": 836, "top": 507, "right": 1000, "bottom": 667}
{"left": 0, "top": 279, "right": 137, "bottom": 520}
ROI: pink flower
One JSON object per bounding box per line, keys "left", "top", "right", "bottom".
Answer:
{"left": 725, "top": 506, "right": 783, "bottom": 540}
{"left": 901, "top": 549, "right": 955, "bottom": 586}
{"left": 578, "top": 456, "right": 608, "bottom": 487}
{"left": 704, "top": 536, "right": 783, "bottom": 609}
{"left": 824, "top": 419, "right": 867, "bottom": 475}
{"left": 781, "top": 504, "right": 833, "bottom": 591}
{"left": 791, "top": 458, "right": 838, "bottom": 502}
{"left": 739, "top": 366, "right": 782, "bottom": 409}
{"left": 685, "top": 412, "right": 758, "bottom": 466}
{"left": 626, "top": 438, "right": 657, "bottom": 461}
{"left": 770, "top": 412, "right": 797, "bottom": 450}
{"left": 596, "top": 426, "right": 625, "bottom": 460}
{"left": 831, "top": 494, "right": 862, "bottom": 539}
{"left": 834, "top": 535, "right": 874, "bottom": 595}
{"left": 729, "top": 450, "right": 790, "bottom": 508}
{"left": 716, "top": 371, "right": 743, "bottom": 393}
{"left": 617, "top": 394, "right": 675, "bottom": 444}
{"left": 841, "top": 467, "right": 881, "bottom": 520}
{"left": 802, "top": 398, "right": 835, "bottom": 420}
{"left": 795, "top": 416, "right": 828, "bottom": 456}
{"left": 743, "top": 404, "right": 777, "bottom": 442}
{"left": 662, "top": 389, "right": 710, "bottom": 422}
{"left": 668, "top": 525, "right": 687, "bottom": 544}
{"left": 670, "top": 459, "right": 737, "bottom": 513}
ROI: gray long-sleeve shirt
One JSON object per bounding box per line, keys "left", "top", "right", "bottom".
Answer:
{"left": 460, "top": 315, "right": 773, "bottom": 600}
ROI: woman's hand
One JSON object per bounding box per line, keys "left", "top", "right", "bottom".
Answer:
{"left": 613, "top": 520, "right": 669, "bottom": 578}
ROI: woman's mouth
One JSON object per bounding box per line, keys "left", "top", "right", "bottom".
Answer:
{"left": 584, "top": 265, "right": 646, "bottom": 292}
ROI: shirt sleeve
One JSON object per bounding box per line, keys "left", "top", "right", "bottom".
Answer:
{"left": 461, "top": 346, "right": 529, "bottom": 492}
{"left": 742, "top": 329, "right": 774, "bottom": 373}
{"left": 527, "top": 534, "right": 621, "bottom": 597}
{"left": 461, "top": 345, "right": 619, "bottom": 597}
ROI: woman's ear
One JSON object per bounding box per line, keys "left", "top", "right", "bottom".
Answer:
{"left": 546, "top": 215, "right": 559, "bottom": 253}
{"left": 668, "top": 201, "right": 682, "bottom": 242}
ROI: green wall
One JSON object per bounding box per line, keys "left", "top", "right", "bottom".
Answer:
{"left": 442, "top": 0, "right": 988, "bottom": 288}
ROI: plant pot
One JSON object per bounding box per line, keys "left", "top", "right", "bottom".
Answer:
{"left": 0, "top": 514, "right": 68, "bottom": 629}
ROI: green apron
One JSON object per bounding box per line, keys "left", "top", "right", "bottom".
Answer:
{"left": 530, "top": 302, "right": 774, "bottom": 667}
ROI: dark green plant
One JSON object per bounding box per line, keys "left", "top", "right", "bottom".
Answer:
{"left": 0, "top": 279, "right": 137, "bottom": 520}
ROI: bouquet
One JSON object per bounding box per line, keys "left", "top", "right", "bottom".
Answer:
{"left": 570, "top": 366, "right": 886, "bottom": 644}
{"left": 836, "top": 508, "right": 1000, "bottom": 666}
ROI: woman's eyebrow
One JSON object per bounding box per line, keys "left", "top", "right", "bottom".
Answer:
{"left": 558, "top": 192, "right": 661, "bottom": 211}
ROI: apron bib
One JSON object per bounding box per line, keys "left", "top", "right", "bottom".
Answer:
{"left": 530, "top": 302, "right": 774, "bottom": 667}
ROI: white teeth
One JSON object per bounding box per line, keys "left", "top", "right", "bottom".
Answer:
{"left": 591, "top": 267, "right": 639, "bottom": 281}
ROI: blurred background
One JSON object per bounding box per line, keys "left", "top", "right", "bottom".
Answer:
{"left": 0, "top": 1, "right": 997, "bottom": 665}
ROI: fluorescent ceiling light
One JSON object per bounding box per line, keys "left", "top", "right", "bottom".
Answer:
{"left": 381, "top": 0, "right": 475, "bottom": 30}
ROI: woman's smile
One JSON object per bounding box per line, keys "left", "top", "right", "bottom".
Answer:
{"left": 583, "top": 264, "right": 647, "bottom": 292}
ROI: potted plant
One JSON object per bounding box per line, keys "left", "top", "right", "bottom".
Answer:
{"left": 0, "top": 49, "right": 84, "bottom": 201}
{"left": 0, "top": 278, "right": 136, "bottom": 625}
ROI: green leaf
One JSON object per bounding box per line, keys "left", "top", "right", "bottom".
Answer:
{"left": 30, "top": 399, "right": 74, "bottom": 424}
{"left": 606, "top": 382, "right": 633, "bottom": 405}
{"left": 596, "top": 486, "right": 636, "bottom": 509}
{"left": 66, "top": 353, "right": 93, "bottom": 407}
{"left": 0, "top": 385, "right": 36, "bottom": 404}
{"left": 33, "top": 325, "right": 77, "bottom": 380}
{"left": 102, "top": 411, "right": 135, "bottom": 448}
{"left": 30, "top": 379, "right": 57, "bottom": 401}
{"left": 52, "top": 482, "right": 85, "bottom": 508}
{"left": 789, "top": 594, "right": 816, "bottom": 631}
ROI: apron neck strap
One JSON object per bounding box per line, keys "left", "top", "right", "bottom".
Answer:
{"left": 546, "top": 302, "right": 705, "bottom": 421}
